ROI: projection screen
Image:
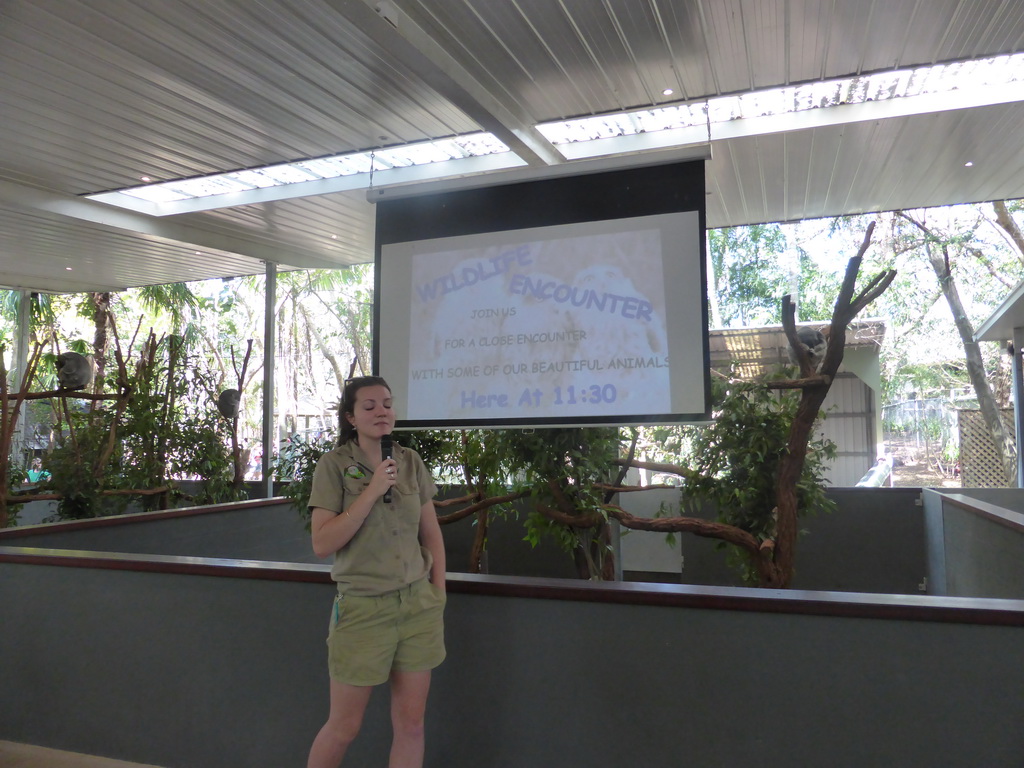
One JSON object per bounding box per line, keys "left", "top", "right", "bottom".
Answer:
{"left": 373, "top": 159, "right": 710, "bottom": 428}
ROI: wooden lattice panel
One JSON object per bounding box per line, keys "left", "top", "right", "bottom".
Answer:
{"left": 958, "top": 409, "right": 1017, "bottom": 487}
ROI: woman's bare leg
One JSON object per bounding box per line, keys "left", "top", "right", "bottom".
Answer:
{"left": 388, "top": 669, "right": 432, "bottom": 768}
{"left": 307, "top": 679, "right": 374, "bottom": 768}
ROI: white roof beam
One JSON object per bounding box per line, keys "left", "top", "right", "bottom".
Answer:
{"left": 0, "top": 180, "right": 341, "bottom": 271}
{"left": 334, "top": 0, "right": 564, "bottom": 167}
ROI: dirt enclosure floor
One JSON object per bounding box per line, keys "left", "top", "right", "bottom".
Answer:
{"left": 885, "top": 435, "right": 961, "bottom": 489}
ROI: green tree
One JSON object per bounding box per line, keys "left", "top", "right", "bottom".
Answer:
{"left": 636, "top": 374, "right": 837, "bottom": 583}
{"left": 208, "top": 266, "right": 373, "bottom": 457}
{"left": 707, "top": 223, "right": 790, "bottom": 327}
{"left": 0, "top": 291, "right": 58, "bottom": 349}
{"left": 887, "top": 208, "right": 1021, "bottom": 484}
{"left": 44, "top": 332, "right": 240, "bottom": 519}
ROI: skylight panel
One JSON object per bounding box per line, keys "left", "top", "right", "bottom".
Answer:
{"left": 539, "top": 52, "right": 1024, "bottom": 144}
{"left": 121, "top": 185, "right": 192, "bottom": 204}
{"left": 229, "top": 169, "right": 289, "bottom": 188}
{"left": 431, "top": 138, "right": 469, "bottom": 159}
{"left": 88, "top": 53, "right": 1024, "bottom": 214}
{"left": 400, "top": 142, "right": 461, "bottom": 164}
{"left": 294, "top": 157, "right": 358, "bottom": 178}
{"left": 94, "top": 132, "right": 509, "bottom": 205}
{"left": 634, "top": 105, "right": 701, "bottom": 133}
{"left": 373, "top": 148, "right": 414, "bottom": 168}
{"left": 328, "top": 154, "right": 376, "bottom": 175}
{"left": 450, "top": 134, "right": 509, "bottom": 155}
{"left": 167, "top": 177, "right": 253, "bottom": 198}
{"left": 257, "top": 164, "right": 322, "bottom": 184}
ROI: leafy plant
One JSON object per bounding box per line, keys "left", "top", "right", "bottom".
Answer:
{"left": 676, "top": 373, "right": 837, "bottom": 582}
{"left": 40, "top": 333, "right": 243, "bottom": 519}
{"left": 699, "top": 377, "right": 831, "bottom": 521}
{"left": 634, "top": 371, "right": 839, "bottom": 584}
{"left": 276, "top": 430, "right": 337, "bottom": 522}
{"left": 497, "top": 427, "right": 623, "bottom": 578}
{"left": 45, "top": 405, "right": 121, "bottom": 519}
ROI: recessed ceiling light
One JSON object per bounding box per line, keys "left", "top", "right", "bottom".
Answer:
{"left": 331, "top": 234, "right": 338, "bottom": 239}
{"left": 140, "top": 176, "right": 151, "bottom": 182}
{"left": 65, "top": 267, "right": 72, "bottom": 271}
{"left": 964, "top": 161, "right": 974, "bottom": 167}
{"left": 662, "top": 88, "right": 674, "bottom": 96}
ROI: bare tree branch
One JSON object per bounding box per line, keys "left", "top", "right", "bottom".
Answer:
{"left": 897, "top": 210, "right": 1016, "bottom": 484}
{"left": 435, "top": 490, "right": 529, "bottom": 524}
{"left": 603, "top": 505, "right": 761, "bottom": 553}
{"left": 992, "top": 200, "right": 1024, "bottom": 268}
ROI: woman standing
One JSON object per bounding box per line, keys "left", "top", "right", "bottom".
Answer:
{"left": 306, "top": 376, "right": 446, "bottom": 768}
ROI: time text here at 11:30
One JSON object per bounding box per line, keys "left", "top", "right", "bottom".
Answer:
{"left": 458, "top": 382, "right": 619, "bottom": 410}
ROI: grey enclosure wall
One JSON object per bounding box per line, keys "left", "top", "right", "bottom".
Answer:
{"left": 924, "top": 489, "right": 1024, "bottom": 599}
{"left": 619, "top": 487, "right": 926, "bottom": 594}
{"left": 0, "top": 560, "right": 1022, "bottom": 768}
{"left": 8, "top": 488, "right": 928, "bottom": 594}
{"left": 5, "top": 500, "right": 317, "bottom": 564}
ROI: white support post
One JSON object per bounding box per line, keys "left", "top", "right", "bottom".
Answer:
{"left": 1013, "top": 327, "right": 1024, "bottom": 488}
{"left": 262, "top": 264, "right": 277, "bottom": 498}
{"left": 11, "top": 290, "right": 31, "bottom": 466}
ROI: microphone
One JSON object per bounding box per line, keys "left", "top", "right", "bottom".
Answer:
{"left": 381, "top": 434, "right": 393, "bottom": 503}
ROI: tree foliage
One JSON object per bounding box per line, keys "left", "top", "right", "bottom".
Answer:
{"left": 44, "top": 333, "right": 241, "bottom": 518}
{"left": 885, "top": 209, "right": 1018, "bottom": 483}
{"left": 279, "top": 424, "right": 625, "bottom": 578}
{"left": 708, "top": 224, "right": 790, "bottom": 327}
{"left": 673, "top": 374, "right": 836, "bottom": 580}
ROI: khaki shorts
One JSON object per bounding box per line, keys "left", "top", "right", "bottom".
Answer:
{"left": 327, "top": 577, "right": 447, "bottom": 686}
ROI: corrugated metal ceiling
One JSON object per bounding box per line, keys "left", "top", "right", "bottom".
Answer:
{"left": 3, "top": 0, "right": 1024, "bottom": 292}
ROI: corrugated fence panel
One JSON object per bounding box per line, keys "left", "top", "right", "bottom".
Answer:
{"left": 820, "top": 374, "right": 876, "bottom": 486}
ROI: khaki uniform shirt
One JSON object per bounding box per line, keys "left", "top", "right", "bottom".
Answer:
{"left": 308, "top": 439, "right": 437, "bottom": 596}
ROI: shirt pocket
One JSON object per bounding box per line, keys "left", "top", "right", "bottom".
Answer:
{"left": 341, "top": 475, "right": 370, "bottom": 506}
{"left": 396, "top": 476, "right": 418, "bottom": 499}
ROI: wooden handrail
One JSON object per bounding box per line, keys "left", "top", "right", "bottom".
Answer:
{"left": 0, "top": 496, "right": 293, "bottom": 540}
{"left": 1, "top": 544, "right": 1022, "bottom": 627}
